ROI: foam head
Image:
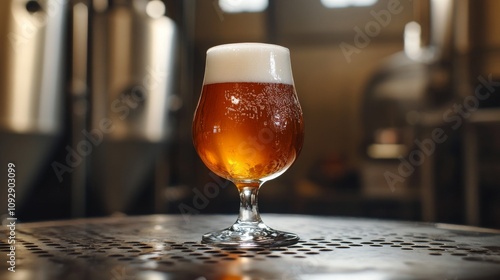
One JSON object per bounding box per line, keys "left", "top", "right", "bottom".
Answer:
{"left": 203, "top": 43, "right": 294, "bottom": 85}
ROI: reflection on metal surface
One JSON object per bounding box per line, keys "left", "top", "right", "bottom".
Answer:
{"left": 0, "top": 0, "right": 65, "bottom": 134}
{"left": 71, "top": 2, "right": 88, "bottom": 95}
{"left": 1, "top": 215, "right": 499, "bottom": 279}
{"left": 429, "top": 0, "right": 454, "bottom": 61}
{"left": 301, "top": 271, "right": 387, "bottom": 280}
{"left": 435, "top": 223, "right": 500, "bottom": 234}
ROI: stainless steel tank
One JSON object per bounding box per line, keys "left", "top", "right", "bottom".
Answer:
{"left": 87, "top": 0, "right": 177, "bottom": 215}
{"left": 0, "top": 0, "right": 67, "bottom": 218}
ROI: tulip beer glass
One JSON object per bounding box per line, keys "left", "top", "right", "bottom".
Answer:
{"left": 192, "top": 43, "right": 304, "bottom": 247}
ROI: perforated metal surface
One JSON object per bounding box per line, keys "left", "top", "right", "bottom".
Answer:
{"left": 2, "top": 214, "right": 500, "bottom": 279}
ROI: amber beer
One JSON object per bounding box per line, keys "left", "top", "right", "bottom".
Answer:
{"left": 193, "top": 81, "right": 304, "bottom": 181}
{"left": 193, "top": 43, "right": 303, "bottom": 246}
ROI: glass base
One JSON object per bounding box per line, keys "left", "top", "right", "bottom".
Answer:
{"left": 201, "top": 221, "right": 299, "bottom": 247}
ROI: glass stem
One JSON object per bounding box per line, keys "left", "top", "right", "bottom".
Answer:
{"left": 235, "top": 182, "right": 263, "bottom": 224}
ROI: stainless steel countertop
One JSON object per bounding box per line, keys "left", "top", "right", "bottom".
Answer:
{"left": 2, "top": 214, "right": 500, "bottom": 279}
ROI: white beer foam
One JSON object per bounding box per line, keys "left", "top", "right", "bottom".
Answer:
{"left": 203, "top": 43, "right": 294, "bottom": 85}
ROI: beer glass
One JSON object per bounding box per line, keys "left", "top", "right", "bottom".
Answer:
{"left": 193, "top": 43, "right": 304, "bottom": 247}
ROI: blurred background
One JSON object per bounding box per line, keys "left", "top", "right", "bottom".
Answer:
{"left": 1, "top": 0, "right": 499, "bottom": 228}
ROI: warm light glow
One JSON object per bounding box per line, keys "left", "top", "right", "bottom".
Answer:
{"left": 404, "top": 21, "right": 422, "bottom": 59}
{"left": 367, "top": 144, "right": 407, "bottom": 159}
{"left": 320, "top": 0, "right": 377, "bottom": 8}
{"left": 143, "top": 15, "right": 175, "bottom": 142}
{"left": 219, "top": 0, "right": 268, "bottom": 13}
{"left": 154, "top": 225, "right": 163, "bottom": 230}
{"left": 146, "top": 0, "right": 166, "bottom": 19}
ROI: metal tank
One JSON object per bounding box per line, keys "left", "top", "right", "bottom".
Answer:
{"left": 0, "top": 0, "right": 177, "bottom": 219}
{"left": 0, "top": 0, "right": 67, "bottom": 218}
{"left": 86, "top": 0, "right": 177, "bottom": 215}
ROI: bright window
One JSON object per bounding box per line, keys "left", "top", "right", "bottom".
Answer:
{"left": 320, "top": 0, "right": 378, "bottom": 8}
{"left": 218, "top": 0, "right": 268, "bottom": 13}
